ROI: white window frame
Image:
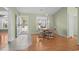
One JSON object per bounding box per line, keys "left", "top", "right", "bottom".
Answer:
{"left": 36, "top": 16, "right": 49, "bottom": 30}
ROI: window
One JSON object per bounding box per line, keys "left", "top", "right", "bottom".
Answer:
{"left": 36, "top": 16, "right": 49, "bottom": 30}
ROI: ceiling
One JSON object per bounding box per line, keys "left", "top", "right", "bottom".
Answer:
{"left": 16, "top": 7, "right": 61, "bottom": 15}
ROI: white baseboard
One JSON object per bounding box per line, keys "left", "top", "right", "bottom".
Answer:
{"left": 55, "top": 32, "right": 67, "bottom": 38}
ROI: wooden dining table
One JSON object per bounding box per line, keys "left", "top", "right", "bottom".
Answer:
{"left": 39, "top": 29, "right": 54, "bottom": 39}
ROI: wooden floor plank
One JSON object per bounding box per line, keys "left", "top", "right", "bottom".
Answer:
{"left": 26, "top": 34, "right": 78, "bottom": 51}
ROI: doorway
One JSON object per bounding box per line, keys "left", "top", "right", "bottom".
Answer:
{"left": 0, "top": 7, "right": 8, "bottom": 50}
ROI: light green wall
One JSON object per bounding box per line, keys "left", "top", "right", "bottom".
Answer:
{"left": 19, "top": 13, "right": 54, "bottom": 34}
{"left": 77, "top": 8, "right": 79, "bottom": 44}
{"left": 67, "top": 7, "right": 79, "bottom": 44}
{"left": 53, "top": 7, "right": 67, "bottom": 36}
{"left": 12, "top": 8, "right": 19, "bottom": 39}
{"left": 49, "top": 15, "right": 54, "bottom": 28}
{"left": 67, "top": 7, "right": 78, "bottom": 36}
{"left": 8, "top": 8, "right": 19, "bottom": 41}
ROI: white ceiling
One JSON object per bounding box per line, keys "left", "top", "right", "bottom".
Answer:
{"left": 16, "top": 7, "right": 61, "bottom": 15}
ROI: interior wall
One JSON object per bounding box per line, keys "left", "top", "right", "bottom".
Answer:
{"left": 19, "top": 13, "right": 54, "bottom": 34}
{"left": 8, "top": 7, "right": 19, "bottom": 42}
{"left": 77, "top": 8, "right": 79, "bottom": 44}
{"left": 53, "top": 7, "right": 67, "bottom": 36}
{"left": 67, "top": 7, "right": 78, "bottom": 37}
{"left": 8, "top": 8, "right": 33, "bottom": 50}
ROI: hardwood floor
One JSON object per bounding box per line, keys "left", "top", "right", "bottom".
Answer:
{"left": 0, "top": 32, "right": 8, "bottom": 49}
{"left": 0, "top": 32, "right": 78, "bottom": 51}
{"left": 26, "top": 34, "right": 78, "bottom": 51}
